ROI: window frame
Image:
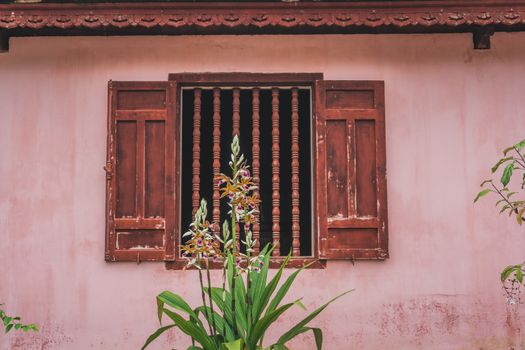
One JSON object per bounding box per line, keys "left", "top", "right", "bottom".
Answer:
{"left": 165, "top": 72, "right": 325, "bottom": 269}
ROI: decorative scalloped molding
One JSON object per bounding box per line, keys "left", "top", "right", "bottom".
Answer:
{"left": 1, "top": 1, "right": 525, "bottom": 31}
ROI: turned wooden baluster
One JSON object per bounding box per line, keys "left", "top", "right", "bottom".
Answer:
{"left": 291, "top": 88, "right": 301, "bottom": 256}
{"left": 192, "top": 88, "right": 202, "bottom": 216}
{"left": 232, "top": 88, "right": 240, "bottom": 137}
{"left": 213, "top": 88, "right": 221, "bottom": 231}
{"left": 252, "top": 88, "right": 261, "bottom": 254}
{"left": 271, "top": 88, "right": 280, "bottom": 256}
{"left": 232, "top": 88, "right": 241, "bottom": 242}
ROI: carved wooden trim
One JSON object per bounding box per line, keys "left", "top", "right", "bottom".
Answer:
{"left": 2, "top": 1, "right": 525, "bottom": 35}
{"left": 271, "top": 87, "right": 280, "bottom": 257}
{"left": 192, "top": 88, "right": 201, "bottom": 216}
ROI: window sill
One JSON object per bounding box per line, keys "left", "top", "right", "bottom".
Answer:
{"left": 165, "top": 257, "right": 326, "bottom": 270}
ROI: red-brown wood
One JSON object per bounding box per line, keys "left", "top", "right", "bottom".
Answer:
{"left": 271, "top": 87, "right": 281, "bottom": 257}
{"left": 192, "top": 88, "right": 202, "bottom": 216}
{"left": 106, "top": 81, "right": 177, "bottom": 262}
{"left": 144, "top": 121, "right": 166, "bottom": 218}
{"left": 166, "top": 257, "right": 326, "bottom": 270}
{"left": 252, "top": 87, "right": 261, "bottom": 254}
{"left": 316, "top": 80, "right": 388, "bottom": 260}
{"left": 169, "top": 73, "right": 324, "bottom": 86}
{"left": 291, "top": 87, "right": 301, "bottom": 257}
{"left": 168, "top": 74, "right": 322, "bottom": 264}
{"left": 232, "top": 88, "right": 240, "bottom": 137}
{"left": 3, "top": 1, "right": 525, "bottom": 44}
{"left": 213, "top": 87, "right": 221, "bottom": 231}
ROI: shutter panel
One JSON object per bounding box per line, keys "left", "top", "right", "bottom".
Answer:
{"left": 315, "top": 81, "right": 388, "bottom": 260}
{"left": 105, "top": 81, "right": 178, "bottom": 262}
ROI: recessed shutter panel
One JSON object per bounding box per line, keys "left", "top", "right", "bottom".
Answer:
{"left": 105, "top": 81, "right": 178, "bottom": 262}
{"left": 315, "top": 81, "right": 388, "bottom": 260}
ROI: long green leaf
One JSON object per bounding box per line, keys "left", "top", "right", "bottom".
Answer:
{"left": 142, "top": 324, "right": 176, "bottom": 350}
{"left": 252, "top": 253, "right": 291, "bottom": 323}
{"left": 250, "top": 247, "right": 272, "bottom": 315}
{"left": 272, "top": 327, "right": 322, "bottom": 350}
{"left": 248, "top": 300, "right": 299, "bottom": 349}
{"left": 195, "top": 306, "right": 235, "bottom": 342}
{"left": 276, "top": 290, "right": 352, "bottom": 347}
{"left": 265, "top": 261, "right": 315, "bottom": 317}
{"left": 234, "top": 275, "right": 248, "bottom": 335}
{"left": 157, "top": 291, "right": 203, "bottom": 328}
{"left": 208, "top": 287, "right": 244, "bottom": 338}
{"left": 162, "top": 308, "right": 217, "bottom": 350}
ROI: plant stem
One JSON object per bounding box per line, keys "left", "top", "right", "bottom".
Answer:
{"left": 198, "top": 259, "right": 214, "bottom": 336}
{"left": 491, "top": 183, "right": 525, "bottom": 220}
{"left": 205, "top": 259, "right": 217, "bottom": 337}
{"left": 246, "top": 257, "right": 252, "bottom": 335}
{"left": 231, "top": 265, "right": 237, "bottom": 338}
{"left": 514, "top": 147, "right": 525, "bottom": 169}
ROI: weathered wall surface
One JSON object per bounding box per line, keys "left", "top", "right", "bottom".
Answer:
{"left": 1, "top": 33, "right": 525, "bottom": 350}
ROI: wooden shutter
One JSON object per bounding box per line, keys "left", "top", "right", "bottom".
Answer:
{"left": 105, "top": 81, "right": 178, "bottom": 262}
{"left": 315, "top": 81, "right": 388, "bottom": 260}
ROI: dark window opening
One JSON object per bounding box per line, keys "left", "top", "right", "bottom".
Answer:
{"left": 181, "top": 87, "right": 312, "bottom": 256}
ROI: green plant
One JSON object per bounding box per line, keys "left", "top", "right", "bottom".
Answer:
{"left": 474, "top": 138, "right": 525, "bottom": 302}
{"left": 0, "top": 304, "right": 38, "bottom": 334}
{"left": 143, "top": 135, "right": 351, "bottom": 350}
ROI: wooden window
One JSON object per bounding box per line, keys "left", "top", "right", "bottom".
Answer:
{"left": 316, "top": 81, "right": 388, "bottom": 260}
{"left": 105, "top": 76, "right": 388, "bottom": 265}
{"left": 105, "top": 81, "right": 178, "bottom": 262}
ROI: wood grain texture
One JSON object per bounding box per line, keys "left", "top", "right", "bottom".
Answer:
{"left": 106, "top": 81, "right": 177, "bottom": 262}
{"left": 316, "top": 80, "right": 388, "bottom": 260}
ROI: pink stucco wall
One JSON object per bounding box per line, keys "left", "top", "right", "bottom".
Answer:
{"left": 1, "top": 33, "right": 525, "bottom": 349}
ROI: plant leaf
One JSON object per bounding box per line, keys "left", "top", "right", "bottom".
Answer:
{"left": 517, "top": 269, "right": 524, "bottom": 284}
{"left": 502, "top": 265, "right": 518, "bottom": 282}
{"left": 162, "top": 308, "right": 217, "bottom": 350}
{"left": 252, "top": 252, "right": 291, "bottom": 323}
{"left": 157, "top": 291, "right": 203, "bottom": 329}
{"left": 222, "top": 338, "right": 244, "bottom": 350}
{"left": 266, "top": 261, "right": 315, "bottom": 317}
{"left": 142, "top": 324, "right": 176, "bottom": 350}
{"left": 492, "top": 157, "right": 513, "bottom": 173}
{"left": 5, "top": 323, "right": 14, "bottom": 334}
{"left": 514, "top": 139, "right": 525, "bottom": 151}
{"left": 275, "top": 291, "right": 352, "bottom": 348}
{"left": 474, "top": 189, "right": 492, "bottom": 203}
{"left": 247, "top": 300, "right": 298, "bottom": 349}
{"left": 194, "top": 306, "right": 235, "bottom": 342}
{"left": 501, "top": 162, "right": 515, "bottom": 187}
